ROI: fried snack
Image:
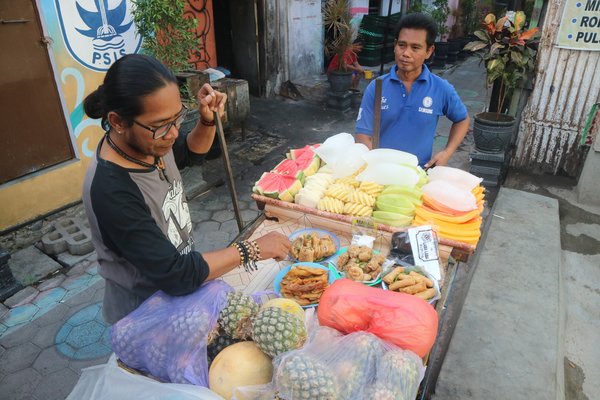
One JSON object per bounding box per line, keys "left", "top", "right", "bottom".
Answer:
{"left": 337, "top": 252, "right": 350, "bottom": 268}
{"left": 291, "top": 233, "right": 337, "bottom": 262}
{"left": 357, "top": 246, "right": 372, "bottom": 262}
{"left": 347, "top": 245, "right": 361, "bottom": 258}
{"left": 408, "top": 271, "right": 434, "bottom": 288}
{"left": 383, "top": 267, "right": 405, "bottom": 284}
{"left": 347, "top": 266, "right": 364, "bottom": 281}
{"left": 280, "top": 266, "right": 329, "bottom": 305}
{"left": 298, "top": 247, "right": 315, "bottom": 262}
{"left": 399, "top": 281, "right": 427, "bottom": 295}
{"left": 414, "top": 288, "right": 437, "bottom": 300}
{"left": 389, "top": 276, "right": 418, "bottom": 291}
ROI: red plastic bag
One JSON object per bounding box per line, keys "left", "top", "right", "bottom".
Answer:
{"left": 317, "top": 279, "right": 438, "bottom": 357}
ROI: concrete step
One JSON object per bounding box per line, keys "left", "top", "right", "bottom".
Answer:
{"left": 433, "top": 187, "right": 564, "bottom": 400}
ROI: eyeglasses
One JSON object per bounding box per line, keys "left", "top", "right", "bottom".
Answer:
{"left": 133, "top": 105, "right": 188, "bottom": 139}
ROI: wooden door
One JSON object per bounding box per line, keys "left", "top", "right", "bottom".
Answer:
{"left": 229, "top": 0, "right": 262, "bottom": 95}
{"left": 0, "top": 0, "right": 74, "bottom": 184}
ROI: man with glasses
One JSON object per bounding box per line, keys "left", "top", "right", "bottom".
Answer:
{"left": 84, "top": 55, "right": 290, "bottom": 325}
{"left": 355, "top": 13, "right": 470, "bottom": 168}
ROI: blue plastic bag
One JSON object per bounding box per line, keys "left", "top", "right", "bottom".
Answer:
{"left": 111, "top": 280, "right": 234, "bottom": 387}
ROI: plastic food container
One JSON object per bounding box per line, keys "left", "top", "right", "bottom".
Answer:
{"left": 273, "top": 262, "right": 339, "bottom": 308}
{"left": 288, "top": 228, "right": 341, "bottom": 263}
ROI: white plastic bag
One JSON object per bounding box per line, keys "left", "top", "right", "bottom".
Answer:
{"left": 66, "top": 354, "right": 225, "bottom": 400}
{"left": 426, "top": 166, "right": 483, "bottom": 190}
{"left": 422, "top": 180, "right": 477, "bottom": 212}
{"left": 361, "top": 148, "right": 418, "bottom": 166}
{"left": 356, "top": 163, "right": 419, "bottom": 186}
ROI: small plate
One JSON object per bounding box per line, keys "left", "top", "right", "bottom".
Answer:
{"left": 273, "top": 262, "right": 339, "bottom": 308}
{"left": 329, "top": 247, "right": 385, "bottom": 286}
{"left": 288, "top": 228, "right": 341, "bottom": 263}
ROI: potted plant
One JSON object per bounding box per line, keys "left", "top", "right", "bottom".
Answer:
{"left": 464, "top": 11, "right": 539, "bottom": 152}
{"left": 430, "top": 0, "right": 451, "bottom": 67}
{"left": 323, "top": 0, "right": 355, "bottom": 92}
{"left": 132, "top": 0, "right": 202, "bottom": 110}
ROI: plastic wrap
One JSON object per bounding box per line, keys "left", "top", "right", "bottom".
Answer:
{"left": 66, "top": 354, "right": 225, "bottom": 400}
{"left": 111, "top": 280, "right": 234, "bottom": 387}
{"left": 426, "top": 165, "right": 483, "bottom": 190}
{"left": 233, "top": 312, "right": 425, "bottom": 400}
{"left": 422, "top": 180, "right": 477, "bottom": 212}
{"left": 317, "top": 279, "right": 438, "bottom": 357}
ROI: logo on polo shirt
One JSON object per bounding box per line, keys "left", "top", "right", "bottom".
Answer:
{"left": 419, "top": 96, "right": 433, "bottom": 114}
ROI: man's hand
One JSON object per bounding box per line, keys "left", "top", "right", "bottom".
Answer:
{"left": 425, "top": 149, "right": 451, "bottom": 168}
{"left": 197, "top": 83, "right": 227, "bottom": 123}
{"left": 254, "top": 232, "right": 291, "bottom": 261}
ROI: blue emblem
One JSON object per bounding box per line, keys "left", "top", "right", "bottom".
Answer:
{"left": 55, "top": 0, "right": 141, "bottom": 71}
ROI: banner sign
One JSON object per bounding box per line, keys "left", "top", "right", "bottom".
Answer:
{"left": 556, "top": 0, "right": 600, "bottom": 50}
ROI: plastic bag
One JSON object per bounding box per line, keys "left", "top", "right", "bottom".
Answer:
{"left": 111, "top": 280, "right": 233, "bottom": 387}
{"left": 356, "top": 163, "right": 419, "bottom": 186}
{"left": 233, "top": 312, "right": 425, "bottom": 400}
{"left": 361, "top": 148, "right": 418, "bottom": 167}
{"left": 317, "top": 279, "right": 438, "bottom": 357}
{"left": 422, "top": 180, "right": 477, "bottom": 212}
{"left": 66, "top": 354, "right": 225, "bottom": 400}
{"left": 426, "top": 165, "right": 483, "bottom": 190}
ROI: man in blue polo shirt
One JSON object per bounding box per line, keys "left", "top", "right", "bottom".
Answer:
{"left": 355, "top": 13, "right": 470, "bottom": 168}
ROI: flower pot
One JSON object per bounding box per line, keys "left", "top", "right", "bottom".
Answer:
{"left": 473, "top": 112, "right": 517, "bottom": 153}
{"left": 329, "top": 71, "right": 353, "bottom": 93}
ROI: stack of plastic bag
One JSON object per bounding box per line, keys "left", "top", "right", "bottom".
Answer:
{"left": 111, "top": 280, "right": 233, "bottom": 387}
{"left": 413, "top": 166, "right": 485, "bottom": 245}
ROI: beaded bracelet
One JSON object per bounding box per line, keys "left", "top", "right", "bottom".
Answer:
{"left": 200, "top": 117, "right": 216, "bottom": 127}
{"left": 231, "top": 241, "right": 259, "bottom": 273}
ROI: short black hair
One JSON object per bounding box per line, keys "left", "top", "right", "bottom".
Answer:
{"left": 394, "top": 13, "right": 438, "bottom": 48}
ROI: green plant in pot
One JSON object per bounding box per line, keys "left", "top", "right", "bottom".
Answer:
{"left": 323, "top": 0, "right": 355, "bottom": 92}
{"left": 428, "top": 0, "right": 450, "bottom": 67}
{"left": 132, "top": 0, "right": 201, "bottom": 109}
{"left": 464, "top": 11, "right": 539, "bottom": 152}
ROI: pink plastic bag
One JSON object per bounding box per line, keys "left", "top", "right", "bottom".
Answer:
{"left": 317, "top": 279, "right": 438, "bottom": 357}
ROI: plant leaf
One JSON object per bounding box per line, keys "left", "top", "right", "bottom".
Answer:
{"left": 514, "top": 11, "right": 526, "bottom": 31}
{"left": 484, "top": 13, "right": 496, "bottom": 25}
{"left": 511, "top": 50, "right": 523, "bottom": 64}
{"left": 519, "top": 27, "right": 539, "bottom": 41}
{"left": 490, "top": 42, "right": 504, "bottom": 55}
{"left": 496, "top": 16, "right": 508, "bottom": 31}
{"left": 474, "top": 30, "right": 489, "bottom": 41}
{"left": 464, "top": 41, "right": 488, "bottom": 51}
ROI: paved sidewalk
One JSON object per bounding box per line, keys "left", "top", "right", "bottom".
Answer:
{"left": 0, "top": 55, "right": 487, "bottom": 399}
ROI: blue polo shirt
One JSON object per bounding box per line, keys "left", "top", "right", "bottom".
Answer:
{"left": 356, "top": 65, "right": 467, "bottom": 166}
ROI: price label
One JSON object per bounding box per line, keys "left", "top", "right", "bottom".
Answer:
{"left": 408, "top": 225, "right": 441, "bottom": 280}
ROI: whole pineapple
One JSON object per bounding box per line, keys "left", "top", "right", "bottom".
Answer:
{"left": 333, "top": 333, "right": 382, "bottom": 399}
{"left": 218, "top": 291, "right": 259, "bottom": 339}
{"left": 251, "top": 307, "right": 307, "bottom": 358}
{"left": 275, "top": 353, "right": 338, "bottom": 400}
{"left": 377, "top": 349, "right": 424, "bottom": 398}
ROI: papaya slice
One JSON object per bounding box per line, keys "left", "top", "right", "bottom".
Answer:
{"left": 422, "top": 194, "right": 478, "bottom": 215}
{"left": 413, "top": 215, "right": 482, "bottom": 232}
{"left": 416, "top": 205, "right": 482, "bottom": 224}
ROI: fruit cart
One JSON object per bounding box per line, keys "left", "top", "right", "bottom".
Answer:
{"left": 216, "top": 189, "right": 488, "bottom": 399}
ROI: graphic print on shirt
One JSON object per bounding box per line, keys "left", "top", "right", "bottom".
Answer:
{"left": 419, "top": 96, "right": 434, "bottom": 114}
{"left": 162, "top": 180, "right": 193, "bottom": 254}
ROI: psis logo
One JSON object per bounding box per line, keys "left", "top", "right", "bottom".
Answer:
{"left": 55, "top": 0, "right": 141, "bottom": 71}
{"left": 422, "top": 96, "right": 433, "bottom": 108}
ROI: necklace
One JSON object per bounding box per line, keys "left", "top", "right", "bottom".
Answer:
{"left": 104, "top": 132, "right": 170, "bottom": 182}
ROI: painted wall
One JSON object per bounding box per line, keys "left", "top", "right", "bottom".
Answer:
{"left": 0, "top": 0, "right": 217, "bottom": 231}
{"left": 287, "top": 0, "right": 324, "bottom": 82}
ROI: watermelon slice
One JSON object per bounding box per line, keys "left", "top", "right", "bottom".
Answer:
{"left": 272, "top": 159, "right": 304, "bottom": 182}
{"left": 294, "top": 155, "right": 321, "bottom": 177}
{"left": 253, "top": 172, "right": 302, "bottom": 202}
{"left": 288, "top": 144, "right": 320, "bottom": 160}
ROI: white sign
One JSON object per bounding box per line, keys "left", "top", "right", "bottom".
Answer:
{"left": 556, "top": 0, "right": 600, "bottom": 50}
{"left": 54, "top": 0, "right": 142, "bottom": 71}
{"left": 408, "top": 225, "right": 441, "bottom": 281}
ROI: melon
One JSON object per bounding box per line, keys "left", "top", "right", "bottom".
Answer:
{"left": 288, "top": 144, "right": 320, "bottom": 160}
{"left": 253, "top": 172, "right": 302, "bottom": 202}
{"left": 260, "top": 298, "right": 305, "bottom": 321}
{"left": 209, "top": 341, "right": 273, "bottom": 400}
{"left": 295, "top": 155, "right": 321, "bottom": 177}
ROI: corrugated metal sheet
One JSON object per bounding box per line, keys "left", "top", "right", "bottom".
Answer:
{"left": 513, "top": 0, "right": 600, "bottom": 176}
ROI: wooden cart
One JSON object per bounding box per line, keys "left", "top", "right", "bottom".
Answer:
{"left": 219, "top": 194, "right": 490, "bottom": 400}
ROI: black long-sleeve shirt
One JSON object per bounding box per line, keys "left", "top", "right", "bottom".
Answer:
{"left": 83, "top": 133, "right": 209, "bottom": 324}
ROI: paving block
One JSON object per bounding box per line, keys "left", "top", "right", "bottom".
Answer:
{"left": 9, "top": 246, "right": 62, "bottom": 286}
{"left": 0, "top": 368, "right": 42, "bottom": 400}
{"left": 1, "top": 304, "right": 39, "bottom": 327}
{"left": 36, "top": 274, "right": 66, "bottom": 292}
{"left": 32, "top": 367, "right": 79, "bottom": 400}
{"left": 32, "top": 347, "right": 70, "bottom": 376}
{"left": 0, "top": 342, "right": 41, "bottom": 375}
{"left": 57, "top": 251, "right": 95, "bottom": 269}
{"left": 41, "top": 217, "right": 93, "bottom": 256}
{"left": 0, "top": 303, "right": 7, "bottom": 319}
{"left": 4, "top": 286, "right": 39, "bottom": 308}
